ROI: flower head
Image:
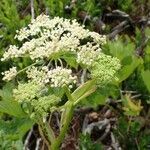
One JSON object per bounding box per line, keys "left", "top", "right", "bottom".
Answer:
{"left": 13, "top": 82, "right": 46, "bottom": 103}
{"left": 91, "top": 53, "right": 121, "bottom": 85}
{"left": 2, "top": 14, "right": 106, "bottom": 61}
{"left": 48, "top": 67, "right": 77, "bottom": 88}
{"left": 1, "top": 14, "right": 120, "bottom": 118}
{"left": 77, "top": 43, "right": 101, "bottom": 67}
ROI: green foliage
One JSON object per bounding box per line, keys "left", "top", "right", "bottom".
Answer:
{"left": 0, "top": 0, "right": 30, "bottom": 85}
{"left": 72, "top": 80, "right": 96, "bottom": 105}
{"left": 85, "top": 84, "right": 119, "bottom": 107}
{"left": 0, "top": 83, "right": 34, "bottom": 149}
{"left": 0, "top": 0, "right": 30, "bottom": 49}
{"left": 0, "top": 83, "right": 27, "bottom": 117}
{"left": 117, "top": 0, "right": 133, "bottom": 12}
{"left": 103, "top": 37, "right": 143, "bottom": 83}
{"left": 44, "top": 0, "right": 69, "bottom": 17}
{"left": 117, "top": 56, "right": 142, "bottom": 83}
{"left": 141, "top": 70, "right": 150, "bottom": 92}
{"left": 114, "top": 117, "right": 150, "bottom": 149}
{"left": 0, "top": 118, "right": 33, "bottom": 140}
{"left": 122, "top": 94, "right": 143, "bottom": 116}
{"left": 0, "top": 117, "right": 33, "bottom": 150}
{"left": 0, "top": 138, "right": 23, "bottom": 150}
{"left": 79, "top": 134, "right": 103, "bottom": 150}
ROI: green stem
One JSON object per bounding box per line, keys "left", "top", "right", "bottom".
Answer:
{"left": 50, "top": 102, "right": 74, "bottom": 150}
{"left": 38, "top": 118, "right": 55, "bottom": 146}
{"left": 44, "top": 121, "right": 56, "bottom": 144}
{"left": 38, "top": 125, "right": 51, "bottom": 149}
{"left": 50, "top": 87, "right": 74, "bottom": 150}
{"left": 17, "top": 60, "right": 44, "bottom": 75}
{"left": 64, "top": 85, "right": 74, "bottom": 101}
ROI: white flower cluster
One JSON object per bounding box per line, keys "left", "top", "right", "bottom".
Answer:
{"left": 48, "top": 67, "right": 77, "bottom": 88}
{"left": 2, "top": 67, "right": 17, "bottom": 81}
{"left": 1, "top": 14, "right": 121, "bottom": 118}
{"left": 1, "top": 45, "right": 20, "bottom": 61}
{"left": 77, "top": 43, "right": 101, "bottom": 67}
{"left": 26, "top": 66, "right": 77, "bottom": 88}
{"left": 1, "top": 14, "right": 106, "bottom": 61}
{"left": 87, "top": 32, "right": 106, "bottom": 44}
{"left": 91, "top": 53, "right": 121, "bottom": 85}
{"left": 26, "top": 66, "right": 49, "bottom": 85}
{"left": 13, "top": 82, "right": 45, "bottom": 103}
{"left": 1, "top": 14, "right": 120, "bottom": 90}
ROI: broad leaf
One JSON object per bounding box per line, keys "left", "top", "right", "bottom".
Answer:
{"left": 0, "top": 117, "right": 34, "bottom": 140}
{"left": 141, "top": 70, "right": 150, "bottom": 92}
{"left": 82, "top": 84, "right": 119, "bottom": 107}
{"left": 0, "top": 83, "right": 26, "bottom": 117}
{"left": 117, "top": 56, "right": 142, "bottom": 82}
{"left": 105, "top": 38, "right": 135, "bottom": 61}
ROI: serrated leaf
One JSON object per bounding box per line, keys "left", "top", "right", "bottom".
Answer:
{"left": 0, "top": 117, "right": 34, "bottom": 140}
{"left": 106, "top": 38, "right": 135, "bottom": 61}
{"left": 0, "top": 100, "right": 26, "bottom": 117}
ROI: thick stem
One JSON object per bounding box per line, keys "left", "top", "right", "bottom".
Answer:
{"left": 50, "top": 102, "right": 74, "bottom": 150}
{"left": 44, "top": 121, "right": 55, "bottom": 144}
{"left": 39, "top": 87, "right": 74, "bottom": 150}
{"left": 38, "top": 119, "right": 55, "bottom": 149}
{"left": 38, "top": 125, "right": 51, "bottom": 149}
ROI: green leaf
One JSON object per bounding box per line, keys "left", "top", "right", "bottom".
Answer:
{"left": 0, "top": 82, "right": 14, "bottom": 101}
{"left": 105, "top": 38, "right": 135, "bottom": 61}
{"left": 87, "top": 89, "right": 106, "bottom": 105}
{"left": 141, "top": 70, "right": 150, "bottom": 92}
{"left": 0, "top": 83, "right": 26, "bottom": 117}
{"left": 74, "top": 87, "right": 96, "bottom": 105}
{"left": 0, "top": 100, "right": 26, "bottom": 118}
{"left": 79, "top": 134, "right": 103, "bottom": 150}
{"left": 0, "top": 117, "right": 34, "bottom": 140}
{"left": 117, "top": 56, "right": 142, "bottom": 82}
{"left": 82, "top": 84, "right": 119, "bottom": 107}
{"left": 62, "top": 53, "right": 78, "bottom": 68}
{"left": 72, "top": 80, "right": 96, "bottom": 102}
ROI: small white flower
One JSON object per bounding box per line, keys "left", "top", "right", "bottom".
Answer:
{"left": 2, "top": 14, "right": 106, "bottom": 61}
{"left": 48, "top": 67, "right": 77, "bottom": 88}
{"left": 26, "top": 66, "right": 49, "bottom": 85}
{"left": 77, "top": 43, "right": 101, "bottom": 67}
{"left": 2, "top": 67, "right": 17, "bottom": 81}
{"left": 15, "top": 27, "right": 30, "bottom": 41}
{"left": 1, "top": 45, "right": 20, "bottom": 61}
{"left": 88, "top": 32, "right": 107, "bottom": 44}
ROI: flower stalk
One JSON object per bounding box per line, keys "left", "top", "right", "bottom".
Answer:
{"left": 50, "top": 86, "right": 74, "bottom": 150}
{"left": 50, "top": 102, "right": 74, "bottom": 150}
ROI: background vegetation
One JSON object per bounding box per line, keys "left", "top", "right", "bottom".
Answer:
{"left": 0, "top": 0, "right": 150, "bottom": 149}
